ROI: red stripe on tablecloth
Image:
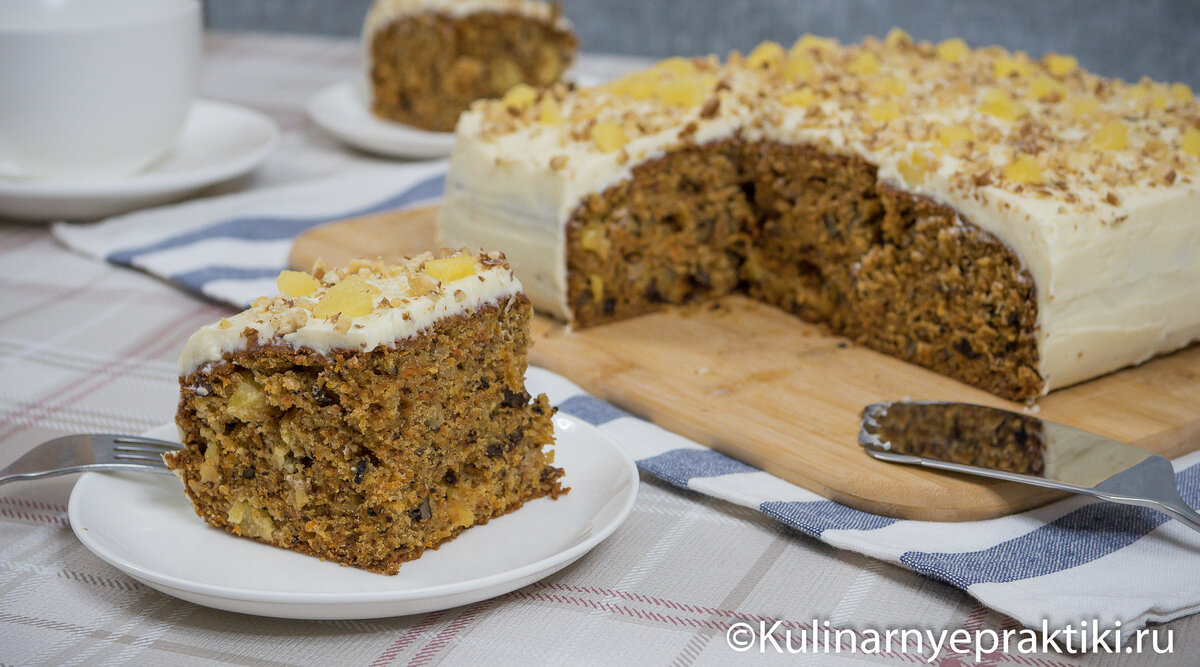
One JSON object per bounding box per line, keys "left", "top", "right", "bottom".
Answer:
{"left": 0, "top": 507, "right": 67, "bottom": 526}
{"left": 0, "top": 496, "right": 67, "bottom": 514}
{"left": 368, "top": 610, "right": 448, "bottom": 667}
{"left": 407, "top": 600, "right": 492, "bottom": 667}
{"left": 0, "top": 307, "right": 213, "bottom": 443}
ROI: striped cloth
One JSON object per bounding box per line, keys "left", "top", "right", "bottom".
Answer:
{"left": 52, "top": 163, "right": 1200, "bottom": 633}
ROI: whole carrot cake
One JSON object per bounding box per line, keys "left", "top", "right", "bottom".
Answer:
{"left": 364, "top": 0, "right": 577, "bottom": 132}
{"left": 439, "top": 31, "right": 1200, "bottom": 401}
{"left": 165, "top": 251, "right": 564, "bottom": 575}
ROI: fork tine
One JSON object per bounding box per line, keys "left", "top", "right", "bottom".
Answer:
{"left": 109, "top": 435, "right": 181, "bottom": 449}
{"left": 113, "top": 443, "right": 182, "bottom": 454}
{"left": 112, "top": 453, "right": 169, "bottom": 465}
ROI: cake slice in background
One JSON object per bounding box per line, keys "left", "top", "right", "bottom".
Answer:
{"left": 165, "top": 251, "right": 564, "bottom": 575}
{"left": 363, "top": 0, "right": 577, "bottom": 132}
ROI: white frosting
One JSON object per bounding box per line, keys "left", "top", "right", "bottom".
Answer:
{"left": 438, "top": 43, "right": 1200, "bottom": 395}
{"left": 179, "top": 256, "right": 524, "bottom": 375}
{"left": 363, "top": 0, "right": 570, "bottom": 39}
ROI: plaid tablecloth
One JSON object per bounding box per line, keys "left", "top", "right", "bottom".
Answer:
{"left": 1, "top": 32, "right": 1197, "bottom": 666}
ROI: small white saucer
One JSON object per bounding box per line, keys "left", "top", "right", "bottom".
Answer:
{"left": 0, "top": 100, "right": 279, "bottom": 222}
{"left": 69, "top": 380, "right": 639, "bottom": 619}
{"left": 307, "top": 80, "right": 456, "bottom": 160}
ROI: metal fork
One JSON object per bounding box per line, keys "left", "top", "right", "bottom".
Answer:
{"left": 0, "top": 434, "right": 181, "bottom": 486}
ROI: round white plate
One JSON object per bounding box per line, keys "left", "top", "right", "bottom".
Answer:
{"left": 307, "top": 80, "right": 456, "bottom": 160}
{"left": 0, "top": 100, "right": 279, "bottom": 222}
{"left": 69, "top": 410, "right": 638, "bottom": 619}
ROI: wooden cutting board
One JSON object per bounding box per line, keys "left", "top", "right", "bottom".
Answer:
{"left": 290, "top": 206, "right": 1200, "bottom": 521}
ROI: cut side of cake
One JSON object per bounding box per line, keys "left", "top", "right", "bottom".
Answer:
{"left": 364, "top": 0, "right": 577, "bottom": 132}
{"left": 165, "top": 251, "right": 564, "bottom": 575}
{"left": 440, "top": 31, "right": 1200, "bottom": 401}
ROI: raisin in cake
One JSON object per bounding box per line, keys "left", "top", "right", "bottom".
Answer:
{"left": 364, "top": 0, "right": 577, "bottom": 131}
{"left": 439, "top": 31, "right": 1200, "bottom": 401}
{"left": 165, "top": 251, "right": 564, "bottom": 574}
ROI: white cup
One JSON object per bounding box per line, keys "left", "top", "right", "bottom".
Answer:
{"left": 0, "top": 0, "right": 202, "bottom": 179}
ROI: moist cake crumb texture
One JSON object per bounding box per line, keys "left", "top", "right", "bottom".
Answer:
{"left": 166, "top": 251, "right": 565, "bottom": 575}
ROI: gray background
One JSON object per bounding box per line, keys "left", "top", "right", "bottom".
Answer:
{"left": 205, "top": 0, "right": 1200, "bottom": 88}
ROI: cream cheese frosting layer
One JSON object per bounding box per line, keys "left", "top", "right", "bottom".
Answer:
{"left": 179, "top": 252, "right": 523, "bottom": 376}
{"left": 439, "top": 32, "right": 1200, "bottom": 394}
{"left": 363, "top": 0, "right": 571, "bottom": 39}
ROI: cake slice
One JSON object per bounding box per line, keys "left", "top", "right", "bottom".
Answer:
{"left": 165, "top": 251, "right": 564, "bottom": 574}
{"left": 364, "top": 0, "right": 577, "bottom": 131}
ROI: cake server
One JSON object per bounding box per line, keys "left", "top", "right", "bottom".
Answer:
{"left": 859, "top": 401, "right": 1200, "bottom": 533}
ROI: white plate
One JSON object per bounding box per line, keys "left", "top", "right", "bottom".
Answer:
{"left": 68, "top": 397, "right": 639, "bottom": 619}
{"left": 0, "top": 100, "right": 279, "bottom": 222}
{"left": 307, "top": 80, "right": 456, "bottom": 160}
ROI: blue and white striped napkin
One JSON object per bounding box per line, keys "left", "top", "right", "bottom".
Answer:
{"left": 52, "top": 165, "right": 1200, "bottom": 632}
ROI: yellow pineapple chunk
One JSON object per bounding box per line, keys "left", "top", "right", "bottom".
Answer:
{"left": 609, "top": 72, "right": 656, "bottom": 100}
{"left": 897, "top": 150, "right": 936, "bottom": 186}
{"left": 580, "top": 223, "right": 609, "bottom": 259}
{"left": 782, "top": 53, "right": 816, "bottom": 82}
{"left": 313, "top": 275, "right": 373, "bottom": 319}
{"left": 869, "top": 76, "right": 907, "bottom": 97}
{"left": 1030, "top": 75, "right": 1067, "bottom": 102}
{"left": 656, "top": 78, "right": 707, "bottom": 106}
{"left": 1090, "top": 120, "right": 1129, "bottom": 151}
{"left": 1043, "top": 53, "right": 1078, "bottom": 76}
{"left": 978, "top": 89, "right": 1027, "bottom": 121}
{"left": 848, "top": 51, "right": 880, "bottom": 76}
{"left": 538, "top": 98, "right": 563, "bottom": 125}
{"left": 1180, "top": 128, "right": 1200, "bottom": 157}
{"left": 884, "top": 27, "right": 912, "bottom": 48}
{"left": 654, "top": 56, "right": 696, "bottom": 76}
{"left": 792, "top": 33, "right": 838, "bottom": 53}
{"left": 501, "top": 83, "right": 538, "bottom": 110}
{"left": 1151, "top": 92, "right": 1170, "bottom": 110}
{"left": 993, "top": 54, "right": 1032, "bottom": 79}
{"left": 592, "top": 120, "right": 628, "bottom": 153}
{"left": 782, "top": 88, "right": 816, "bottom": 107}
{"left": 867, "top": 101, "right": 901, "bottom": 122}
{"left": 937, "top": 124, "right": 974, "bottom": 147}
{"left": 1069, "top": 97, "right": 1099, "bottom": 118}
{"left": 747, "top": 41, "right": 785, "bottom": 69}
{"left": 276, "top": 270, "right": 319, "bottom": 297}
{"left": 936, "top": 38, "right": 969, "bottom": 64}
{"left": 424, "top": 255, "right": 477, "bottom": 283}
{"left": 588, "top": 274, "right": 604, "bottom": 303}
{"left": 1004, "top": 153, "right": 1042, "bottom": 184}
{"left": 228, "top": 372, "right": 267, "bottom": 422}
{"left": 1170, "top": 82, "right": 1194, "bottom": 103}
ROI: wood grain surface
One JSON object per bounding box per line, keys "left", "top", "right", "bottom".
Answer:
{"left": 289, "top": 206, "right": 1200, "bottom": 521}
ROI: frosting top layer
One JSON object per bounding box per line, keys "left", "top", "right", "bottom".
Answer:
{"left": 179, "top": 251, "right": 524, "bottom": 375}
{"left": 363, "top": 0, "right": 571, "bottom": 37}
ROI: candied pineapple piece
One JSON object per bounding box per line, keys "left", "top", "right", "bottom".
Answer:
{"left": 1030, "top": 75, "right": 1067, "bottom": 102}
{"left": 1043, "top": 53, "right": 1078, "bottom": 76}
{"left": 425, "top": 255, "right": 478, "bottom": 283}
{"left": 937, "top": 124, "right": 974, "bottom": 147}
{"left": 869, "top": 76, "right": 907, "bottom": 97}
{"left": 993, "top": 54, "right": 1032, "bottom": 79}
{"left": 978, "top": 89, "right": 1027, "bottom": 121}
{"left": 1090, "top": 120, "right": 1129, "bottom": 151}
{"left": 936, "top": 38, "right": 969, "bottom": 64}
{"left": 501, "top": 83, "right": 538, "bottom": 110}
{"left": 1004, "top": 153, "right": 1042, "bottom": 184}
{"left": 588, "top": 275, "right": 604, "bottom": 303}
{"left": 656, "top": 76, "right": 712, "bottom": 107}
{"left": 782, "top": 53, "right": 816, "bottom": 82}
{"left": 848, "top": 52, "right": 880, "bottom": 76}
{"left": 782, "top": 88, "right": 816, "bottom": 107}
{"left": 538, "top": 98, "right": 563, "bottom": 125}
{"left": 1069, "top": 97, "right": 1099, "bottom": 118}
{"left": 792, "top": 34, "right": 837, "bottom": 53}
{"left": 654, "top": 56, "right": 696, "bottom": 76}
{"left": 884, "top": 28, "right": 912, "bottom": 48}
{"left": 867, "top": 101, "right": 901, "bottom": 122}
{"left": 746, "top": 41, "right": 785, "bottom": 69}
{"left": 1181, "top": 128, "right": 1200, "bottom": 157}
{"left": 227, "top": 500, "right": 276, "bottom": 539}
{"left": 579, "top": 223, "right": 609, "bottom": 259}
{"left": 313, "top": 275, "right": 373, "bottom": 319}
{"left": 228, "top": 371, "right": 267, "bottom": 422}
{"left": 276, "top": 270, "right": 319, "bottom": 298}
{"left": 592, "top": 120, "right": 628, "bottom": 153}
{"left": 897, "top": 150, "right": 937, "bottom": 186}
{"left": 1170, "top": 82, "right": 1194, "bottom": 103}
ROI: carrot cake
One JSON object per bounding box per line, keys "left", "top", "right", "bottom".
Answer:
{"left": 364, "top": 0, "right": 577, "bottom": 132}
{"left": 439, "top": 31, "right": 1200, "bottom": 401}
{"left": 165, "top": 251, "right": 564, "bottom": 575}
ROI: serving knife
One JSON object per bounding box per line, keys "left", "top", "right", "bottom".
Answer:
{"left": 859, "top": 400, "right": 1200, "bottom": 533}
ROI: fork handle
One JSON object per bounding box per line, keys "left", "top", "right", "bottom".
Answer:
{"left": 1156, "top": 500, "right": 1200, "bottom": 534}
{"left": 0, "top": 463, "right": 174, "bottom": 486}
